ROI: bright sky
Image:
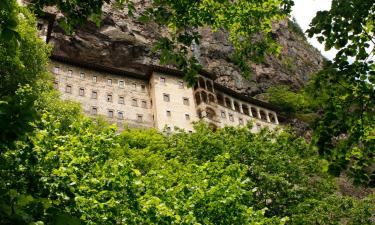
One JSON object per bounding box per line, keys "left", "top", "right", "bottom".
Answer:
{"left": 291, "top": 0, "right": 336, "bottom": 60}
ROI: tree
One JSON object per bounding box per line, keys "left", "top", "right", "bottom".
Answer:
{"left": 306, "top": 0, "right": 375, "bottom": 185}
{"left": 0, "top": 0, "right": 50, "bottom": 144}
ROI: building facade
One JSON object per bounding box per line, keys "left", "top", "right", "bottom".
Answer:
{"left": 50, "top": 57, "right": 280, "bottom": 133}
{"left": 35, "top": 11, "right": 280, "bottom": 132}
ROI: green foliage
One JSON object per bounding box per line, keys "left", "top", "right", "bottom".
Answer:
{"left": 0, "top": 111, "right": 141, "bottom": 224}
{"left": 306, "top": 0, "right": 374, "bottom": 185}
{"left": 0, "top": 0, "right": 21, "bottom": 50}
{"left": 0, "top": 3, "right": 50, "bottom": 144}
{"left": 265, "top": 85, "right": 311, "bottom": 116}
{"left": 291, "top": 195, "right": 375, "bottom": 225}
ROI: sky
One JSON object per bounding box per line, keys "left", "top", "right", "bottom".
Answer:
{"left": 291, "top": 0, "right": 336, "bottom": 60}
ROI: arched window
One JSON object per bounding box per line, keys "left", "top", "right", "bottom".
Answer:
{"left": 269, "top": 113, "right": 276, "bottom": 123}
{"left": 197, "top": 109, "right": 203, "bottom": 119}
{"left": 201, "top": 91, "right": 208, "bottom": 103}
{"left": 208, "top": 94, "right": 215, "bottom": 103}
{"left": 206, "top": 80, "right": 213, "bottom": 92}
{"left": 242, "top": 105, "right": 249, "bottom": 115}
{"left": 206, "top": 107, "right": 216, "bottom": 119}
{"left": 194, "top": 83, "right": 199, "bottom": 90}
{"left": 217, "top": 94, "right": 224, "bottom": 106}
{"left": 225, "top": 97, "right": 232, "bottom": 109}
{"left": 198, "top": 77, "right": 206, "bottom": 89}
{"left": 260, "top": 110, "right": 267, "bottom": 121}
{"left": 234, "top": 101, "right": 240, "bottom": 112}
{"left": 208, "top": 123, "right": 218, "bottom": 131}
{"left": 251, "top": 107, "right": 257, "bottom": 118}
{"left": 195, "top": 92, "right": 201, "bottom": 105}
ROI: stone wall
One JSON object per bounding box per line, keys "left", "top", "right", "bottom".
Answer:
{"left": 49, "top": 60, "right": 280, "bottom": 132}
{"left": 50, "top": 61, "right": 154, "bottom": 129}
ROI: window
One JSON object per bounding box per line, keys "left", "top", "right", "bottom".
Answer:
{"left": 239, "top": 118, "right": 244, "bottom": 125}
{"left": 141, "top": 85, "right": 146, "bottom": 92}
{"left": 118, "top": 111, "right": 124, "bottom": 120}
{"left": 118, "top": 80, "right": 125, "bottom": 87}
{"left": 183, "top": 97, "right": 190, "bottom": 106}
{"left": 189, "top": 130, "right": 193, "bottom": 134}
{"left": 163, "top": 93, "right": 170, "bottom": 102}
{"left": 107, "top": 79, "right": 112, "bottom": 85}
{"left": 137, "top": 114, "right": 143, "bottom": 122}
{"left": 79, "top": 87, "right": 85, "bottom": 96}
{"left": 185, "top": 114, "right": 190, "bottom": 120}
{"left": 221, "top": 111, "right": 226, "bottom": 118}
{"left": 92, "top": 76, "right": 97, "bottom": 82}
{"left": 166, "top": 126, "right": 171, "bottom": 132}
{"left": 53, "top": 66, "right": 59, "bottom": 74}
{"left": 132, "top": 83, "right": 137, "bottom": 90}
{"left": 118, "top": 96, "right": 125, "bottom": 104}
{"left": 91, "top": 107, "right": 97, "bottom": 115}
{"left": 256, "top": 123, "right": 262, "bottom": 130}
{"left": 132, "top": 99, "right": 138, "bottom": 107}
{"left": 107, "top": 94, "right": 113, "bottom": 102}
{"left": 65, "top": 85, "right": 72, "bottom": 93}
{"left": 67, "top": 70, "right": 73, "bottom": 77}
{"left": 141, "top": 100, "right": 147, "bottom": 108}
{"left": 229, "top": 114, "right": 234, "bottom": 122}
{"left": 178, "top": 81, "right": 184, "bottom": 89}
{"left": 91, "top": 91, "right": 97, "bottom": 99}
{"left": 160, "top": 77, "right": 166, "bottom": 83}
{"left": 166, "top": 110, "right": 171, "bottom": 117}
{"left": 108, "top": 110, "right": 114, "bottom": 118}
{"left": 80, "top": 72, "right": 85, "bottom": 79}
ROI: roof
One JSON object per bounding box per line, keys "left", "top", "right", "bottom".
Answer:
{"left": 51, "top": 55, "right": 149, "bottom": 80}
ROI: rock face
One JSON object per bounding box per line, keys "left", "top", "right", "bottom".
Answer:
{"left": 49, "top": 2, "right": 324, "bottom": 97}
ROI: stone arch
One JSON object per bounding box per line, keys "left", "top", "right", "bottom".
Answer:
{"left": 234, "top": 101, "right": 240, "bottom": 112}
{"left": 260, "top": 110, "right": 267, "bottom": 121}
{"left": 242, "top": 104, "right": 249, "bottom": 116}
{"left": 269, "top": 113, "right": 276, "bottom": 123}
{"left": 206, "top": 80, "right": 213, "bottom": 92}
{"left": 225, "top": 97, "right": 231, "bottom": 109}
{"left": 195, "top": 92, "right": 201, "bottom": 105}
{"left": 198, "top": 77, "right": 206, "bottom": 89}
{"left": 197, "top": 109, "right": 203, "bottom": 119}
{"left": 251, "top": 107, "right": 257, "bottom": 118}
{"left": 206, "top": 107, "right": 216, "bottom": 120}
{"left": 208, "top": 123, "right": 218, "bottom": 131}
{"left": 217, "top": 93, "right": 224, "bottom": 106}
{"left": 201, "top": 91, "right": 208, "bottom": 103}
{"left": 194, "top": 82, "right": 199, "bottom": 90}
{"left": 208, "top": 94, "right": 215, "bottom": 103}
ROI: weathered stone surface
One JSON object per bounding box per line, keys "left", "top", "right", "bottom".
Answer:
{"left": 49, "top": 2, "right": 324, "bottom": 98}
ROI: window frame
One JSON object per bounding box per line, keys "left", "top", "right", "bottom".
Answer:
{"left": 65, "top": 84, "right": 72, "bottom": 93}
{"left": 79, "top": 87, "right": 85, "bottom": 96}
{"left": 183, "top": 97, "right": 190, "bottom": 106}
{"left": 163, "top": 93, "right": 170, "bottom": 102}
{"left": 91, "top": 90, "right": 98, "bottom": 99}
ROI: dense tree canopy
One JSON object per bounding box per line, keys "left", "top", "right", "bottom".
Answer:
{"left": 306, "top": 0, "right": 375, "bottom": 185}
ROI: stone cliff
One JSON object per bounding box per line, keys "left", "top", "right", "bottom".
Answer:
{"left": 49, "top": 3, "right": 324, "bottom": 98}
